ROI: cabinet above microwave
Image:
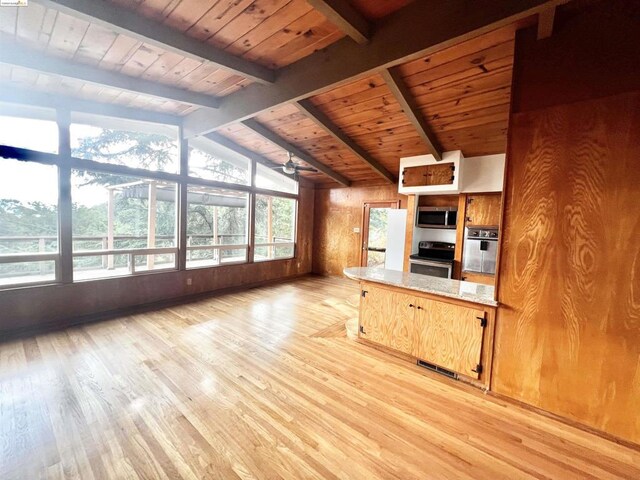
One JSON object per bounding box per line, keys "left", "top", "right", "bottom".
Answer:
{"left": 399, "top": 151, "right": 505, "bottom": 195}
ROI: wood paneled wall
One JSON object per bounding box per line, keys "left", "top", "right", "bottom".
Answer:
{"left": 313, "top": 185, "right": 406, "bottom": 276}
{"left": 493, "top": 1, "right": 640, "bottom": 444}
{"left": 0, "top": 185, "right": 314, "bottom": 336}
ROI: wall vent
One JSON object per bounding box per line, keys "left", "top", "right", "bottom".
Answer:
{"left": 417, "top": 360, "right": 458, "bottom": 380}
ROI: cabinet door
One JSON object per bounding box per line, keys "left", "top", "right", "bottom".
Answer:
{"left": 425, "top": 163, "right": 455, "bottom": 186}
{"left": 465, "top": 193, "right": 502, "bottom": 226}
{"left": 402, "top": 165, "right": 429, "bottom": 187}
{"left": 413, "top": 299, "right": 485, "bottom": 378}
{"left": 360, "top": 285, "right": 416, "bottom": 355}
{"left": 402, "top": 164, "right": 455, "bottom": 187}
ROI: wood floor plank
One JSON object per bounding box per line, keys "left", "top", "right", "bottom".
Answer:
{"left": 1, "top": 275, "right": 639, "bottom": 479}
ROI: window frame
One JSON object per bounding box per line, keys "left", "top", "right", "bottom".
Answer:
{"left": 253, "top": 194, "right": 298, "bottom": 263}
{"left": 185, "top": 184, "right": 250, "bottom": 270}
{"left": 0, "top": 106, "right": 300, "bottom": 290}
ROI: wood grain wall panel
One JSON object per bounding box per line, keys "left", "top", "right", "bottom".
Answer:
{"left": 495, "top": 91, "right": 640, "bottom": 444}
{"left": 494, "top": 2, "right": 640, "bottom": 444}
{"left": 0, "top": 184, "right": 314, "bottom": 335}
{"left": 313, "top": 185, "right": 407, "bottom": 276}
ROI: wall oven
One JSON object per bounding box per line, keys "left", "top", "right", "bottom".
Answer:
{"left": 416, "top": 206, "right": 457, "bottom": 229}
{"left": 462, "top": 227, "right": 499, "bottom": 275}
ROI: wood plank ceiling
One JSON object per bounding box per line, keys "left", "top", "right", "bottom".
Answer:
{"left": 0, "top": 0, "right": 525, "bottom": 186}
{"left": 220, "top": 24, "right": 518, "bottom": 185}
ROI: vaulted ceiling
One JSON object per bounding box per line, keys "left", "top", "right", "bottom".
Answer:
{"left": 0, "top": 0, "right": 562, "bottom": 187}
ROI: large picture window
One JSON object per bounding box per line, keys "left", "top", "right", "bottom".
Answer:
{"left": 70, "top": 114, "right": 179, "bottom": 173}
{"left": 255, "top": 163, "right": 298, "bottom": 194}
{"left": 188, "top": 137, "right": 250, "bottom": 185}
{"left": 71, "top": 170, "right": 177, "bottom": 280}
{"left": 0, "top": 111, "right": 59, "bottom": 154}
{"left": 0, "top": 109, "right": 299, "bottom": 289}
{"left": 0, "top": 159, "right": 59, "bottom": 286}
{"left": 186, "top": 186, "right": 249, "bottom": 269}
{"left": 254, "top": 195, "right": 296, "bottom": 262}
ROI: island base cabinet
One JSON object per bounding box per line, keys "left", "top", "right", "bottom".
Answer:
{"left": 413, "top": 300, "right": 486, "bottom": 379}
{"left": 359, "top": 285, "right": 416, "bottom": 355}
{"left": 358, "top": 282, "right": 490, "bottom": 382}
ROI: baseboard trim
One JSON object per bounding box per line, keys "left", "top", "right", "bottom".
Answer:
{"left": 0, "top": 273, "right": 313, "bottom": 343}
{"left": 488, "top": 391, "right": 640, "bottom": 451}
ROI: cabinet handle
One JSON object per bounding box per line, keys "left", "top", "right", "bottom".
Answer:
{"left": 409, "top": 304, "right": 414, "bottom": 308}
{"left": 416, "top": 306, "right": 423, "bottom": 310}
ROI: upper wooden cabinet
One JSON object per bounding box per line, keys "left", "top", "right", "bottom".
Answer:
{"left": 465, "top": 193, "right": 502, "bottom": 226}
{"left": 402, "top": 163, "right": 455, "bottom": 188}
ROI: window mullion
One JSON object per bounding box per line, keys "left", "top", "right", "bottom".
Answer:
{"left": 177, "top": 129, "right": 188, "bottom": 271}
{"left": 57, "top": 109, "right": 73, "bottom": 284}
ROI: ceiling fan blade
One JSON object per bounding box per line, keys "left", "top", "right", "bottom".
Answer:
{"left": 295, "top": 166, "right": 318, "bottom": 172}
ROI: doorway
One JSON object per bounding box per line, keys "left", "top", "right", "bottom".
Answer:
{"left": 360, "top": 201, "right": 399, "bottom": 268}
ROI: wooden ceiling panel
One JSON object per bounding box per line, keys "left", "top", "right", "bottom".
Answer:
{"left": 253, "top": 104, "right": 383, "bottom": 182}
{"left": 306, "top": 73, "right": 427, "bottom": 176}
{"left": 111, "top": 0, "right": 345, "bottom": 70}
{"left": 0, "top": 64, "right": 194, "bottom": 116}
{"left": 2, "top": 5, "right": 251, "bottom": 102}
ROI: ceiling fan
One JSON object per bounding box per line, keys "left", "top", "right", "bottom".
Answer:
{"left": 273, "top": 152, "right": 318, "bottom": 176}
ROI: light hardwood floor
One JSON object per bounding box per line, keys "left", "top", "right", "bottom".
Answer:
{"left": 1, "top": 275, "right": 638, "bottom": 479}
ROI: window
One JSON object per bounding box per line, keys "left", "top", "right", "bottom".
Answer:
{"left": 70, "top": 114, "right": 179, "bottom": 173}
{"left": 0, "top": 159, "right": 59, "bottom": 286}
{"left": 255, "top": 163, "right": 298, "bottom": 194}
{"left": 71, "top": 170, "right": 177, "bottom": 280}
{"left": 188, "top": 136, "right": 250, "bottom": 185}
{"left": 0, "top": 109, "right": 301, "bottom": 289}
{"left": 0, "top": 109, "right": 58, "bottom": 154}
{"left": 254, "top": 195, "right": 296, "bottom": 261}
{"left": 186, "top": 186, "right": 248, "bottom": 268}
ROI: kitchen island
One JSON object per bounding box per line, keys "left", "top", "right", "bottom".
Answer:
{"left": 344, "top": 267, "right": 498, "bottom": 388}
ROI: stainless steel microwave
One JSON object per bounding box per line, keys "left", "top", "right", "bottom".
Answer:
{"left": 416, "top": 206, "right": 458, "bottom": 229}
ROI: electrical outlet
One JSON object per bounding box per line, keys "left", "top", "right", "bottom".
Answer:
{"left": 186, "top": 278, "right": 192, "bottom": 286}
{"left": 353, "top": 227, "right": 361, "bottom": 233}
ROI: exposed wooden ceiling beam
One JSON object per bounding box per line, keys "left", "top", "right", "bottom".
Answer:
{"left": 537, "top": 6, "right": 557, "bottom": 39}
{"left": 306, "top": 0, "right": 371, "bottom": 44}
{"left": 33, "top": 0, "right": 275, "bottom": 85}
{"left": 183, "top": 0, "right": 563, "bottom": 136}
{"left": 295, "top": 99, "right": 394, "bottom": 183}
{"left": 0, "top": 85, "right": 182, "bottom": 126}
{"left": 380, "top": 67, "right": 443, "bottom": 161}
{"left": 0, "top": 43, "right": 220, "bottom": 109}
{"left": 242, "top": 119, "right": 351, "bottom": 186}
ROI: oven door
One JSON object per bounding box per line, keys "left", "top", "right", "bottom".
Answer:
{"left": 409, "top": 259, "right": 452, "bottom": 278}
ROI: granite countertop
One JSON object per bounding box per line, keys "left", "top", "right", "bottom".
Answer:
{"left": 343, "top": 267, "right": 498, "bottom": 307}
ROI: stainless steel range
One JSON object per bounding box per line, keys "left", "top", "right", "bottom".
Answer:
{"left": 462, "top": 227, "right": 499, "bottom": 275}
{"left": 409, "top": 241, "right": 455, "bottom": 278}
